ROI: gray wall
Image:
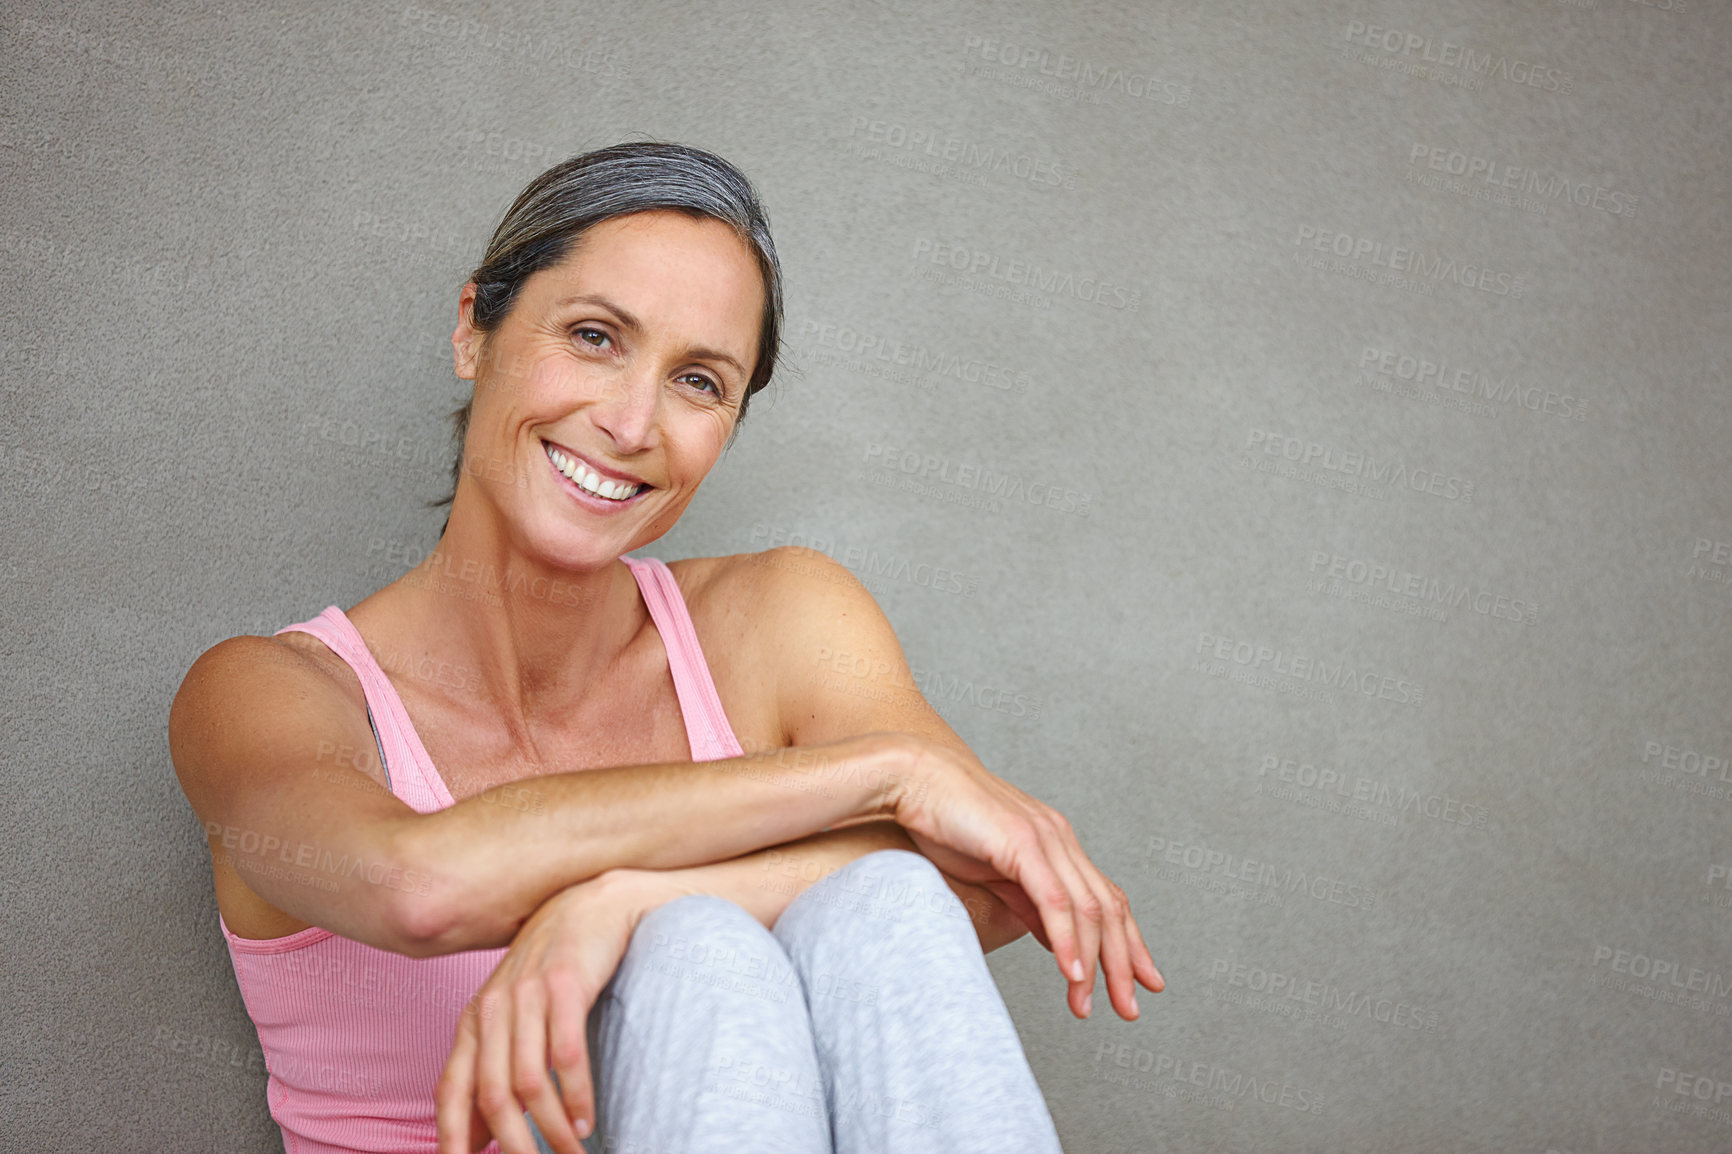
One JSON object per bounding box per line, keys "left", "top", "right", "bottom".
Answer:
{"left": 3, "top": 0, "right": 1728, "bottom": 1150}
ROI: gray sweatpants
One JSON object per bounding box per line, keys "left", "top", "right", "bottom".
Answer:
{"left": 525, "top": 848, "right": 1065, "bottom": 1153}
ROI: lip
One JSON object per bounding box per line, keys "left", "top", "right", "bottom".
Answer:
{"left": 541, "top": 440, "right": 653, "bottom": 509}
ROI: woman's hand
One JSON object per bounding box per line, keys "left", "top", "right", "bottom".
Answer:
{"left": 889, "top": 734, "right": 1165, "bottom": 1021}
{"left": 435, "top": 868, "right": 679, "bottom": 1154}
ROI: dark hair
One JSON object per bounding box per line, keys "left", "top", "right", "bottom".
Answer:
{"left": 429, "top": 141, "right": 784, "bottom": 527}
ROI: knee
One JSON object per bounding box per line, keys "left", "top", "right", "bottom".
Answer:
{"left": 630, "top": 894, "right": 777, "bottom": 960}
{"left": 604, "top": 895, "right": 802, "bottom": 1012}
{"left": 834, "top": 847, "right": 946, "bottom": 891}
{"left": 785, "top": 849, "right": 977, "bottom": 941}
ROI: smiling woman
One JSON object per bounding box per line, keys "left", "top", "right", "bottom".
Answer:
{"left": 168, "top": 142, "right": 1162, "bottom": 1154}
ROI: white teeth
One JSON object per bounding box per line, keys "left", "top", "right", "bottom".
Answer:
{"left": 544, "top": 444, "right": 641, "bottom": 501}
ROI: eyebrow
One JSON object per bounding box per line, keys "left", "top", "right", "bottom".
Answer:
{"left": 553, "top": 292, "right": 749, "bottom": 377}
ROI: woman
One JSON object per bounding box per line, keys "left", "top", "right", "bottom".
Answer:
{"left": 169, "top": 143, "right": 1163, "bottom": 1154}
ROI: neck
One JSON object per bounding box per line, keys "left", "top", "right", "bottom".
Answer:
{"left": 357, "top": 502, "right": 648, "bottom": 734}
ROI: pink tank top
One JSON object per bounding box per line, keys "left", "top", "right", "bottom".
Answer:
{"left": 218, "top": 554, "right": 745, "bottom": 1154}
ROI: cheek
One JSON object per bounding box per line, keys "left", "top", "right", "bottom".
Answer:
{"left": 664, "top": 415, "right": 733, "bottom": 483}
{"left": 479, "top": 341, "right": 575, "bottom": 404}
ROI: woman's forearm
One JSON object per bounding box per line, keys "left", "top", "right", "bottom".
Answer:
{"left": 612, "top": 819, "right": 1033, "bottom": 955}
{"left": 396, "top": 734, "right": 928, "bottom": 955}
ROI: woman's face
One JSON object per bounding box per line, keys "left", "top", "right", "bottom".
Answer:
{"left": 452, "top": 209, "right": 764, "bottom": 570}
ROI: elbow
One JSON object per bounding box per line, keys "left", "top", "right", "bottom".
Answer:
{"left": 389, "top": 890, "right": 450, "bottom": 960}
{"left": 377, "top": 818, "right": 523, "bottom": 957}
{"left": 379, "top": 821, "right": 463, "bottom": 958}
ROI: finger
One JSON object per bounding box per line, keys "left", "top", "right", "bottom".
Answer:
{"left": 512, "top": 963, "right": 588, "bottom": 1143}
{"left": 474, "top": 986, "right": 540, "bottom": 1154}
{"left": 1035, "top": 823, "right": 1104, "bottom": 1017}
{"left": 435, "top": 1006, "right": 486, "bottom": 1154}
{"left": 1081, "top": 872, "right": 1139, "bottom": 1020}
{"left": 545, "top": 968, "right": 598, "bottom": 1141}
{"left": 1120, "top": 900, "right": 1165, "bottom": 992}
{"left": 513, "top": 979, "right": 585, "bottom": 1154}
{"left": 1001, "top": 825, "right": 1086, "bottom": 987}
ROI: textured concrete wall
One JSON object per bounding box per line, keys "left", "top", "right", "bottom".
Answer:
{"left": 3, "top": 1, "right": 1728, "bottom": 1150}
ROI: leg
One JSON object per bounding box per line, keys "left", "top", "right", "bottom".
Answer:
{"left": 525, "top": 894, "right": 832, "bottom": 1154}
{"left": 770, "top": 849, "right": 1065, "bottom": 1154}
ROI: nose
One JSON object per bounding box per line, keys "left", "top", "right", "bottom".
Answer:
{"left": 587, "top": 362, "right": 661, "bottom": 453}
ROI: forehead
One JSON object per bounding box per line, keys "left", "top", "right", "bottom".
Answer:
{"left": 528, "top": 211, "right": 764, "bottom": 341}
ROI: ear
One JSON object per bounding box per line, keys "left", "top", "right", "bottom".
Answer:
{"left": 452, "top": 282, "right": 484, "bottom": 380}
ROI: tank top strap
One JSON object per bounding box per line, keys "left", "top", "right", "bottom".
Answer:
{"left": 272, "top": 607, "right": 456, "bottom": 813}
{"left": 621, "top": 556, "right": 745, "bottom": 762}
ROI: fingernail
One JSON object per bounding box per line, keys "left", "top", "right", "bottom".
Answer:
{"left": 1069, "top": 959, "right": 1085, "bottom": 982}
{"left": 574, "top": 1117, "right": 591, "bottom": 1139}
{"left": 1130, "top": 993, "right": 1140, "bottom": 1017}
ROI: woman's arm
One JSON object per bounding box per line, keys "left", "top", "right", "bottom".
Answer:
{"left": 169, "top": 635, "right": 920, "bottom": 958}
{"left": 621, "top": 818, "right": 1032, "bottom": 953}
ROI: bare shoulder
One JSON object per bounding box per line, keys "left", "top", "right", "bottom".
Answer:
{"left": 168, "top": 632, "right": 370, "bottom": 805}
{"left": 173, "top": 631, "right": 363, "bottom": 723}
{"left": 668, "top": 546, "right": 867, "bottom": 610}
{"left": 665, "top": 547, "right": 876, "bottom": 654}
{"left": 667, "top": 548, "right": 938, "bottom": 749}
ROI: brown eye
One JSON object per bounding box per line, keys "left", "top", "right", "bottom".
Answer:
{"left": 574, "top": 327, "right": 610, "bottom": 347}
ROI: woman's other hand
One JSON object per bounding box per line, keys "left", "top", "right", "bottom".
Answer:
{"left": 888, "top": 734, "right": 1165, "bottom": 1022}
{"left": 435, "top": 868, "right": 677, "bottom": 1154}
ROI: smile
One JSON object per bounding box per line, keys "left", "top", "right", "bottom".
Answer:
{"left": 542, "top": 441, "right": 648, "bottom": 502}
